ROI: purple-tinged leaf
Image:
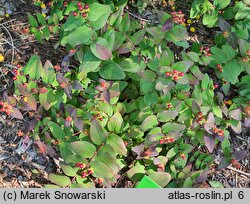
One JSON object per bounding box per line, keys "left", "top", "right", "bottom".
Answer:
{"left": 99, "top": 91, "right": 111, "bottom": 103}
{"left": 167, "top": 132, "right": 183, "bottom": 141}
{"left": 192, "top": 100, "right": 200, "bottom": 113}
{"left": 230, "top": 121, "right": 242, "bottom": 134}
{"left": 67, "top": 106, "right": 76, "bottom": 118}
{"left": 216, "top": 157, "right": 231, "bottom": 170}
{"left": 243, "top": 118, "right": 250, "bottom": 127}
{"left": 10, "top": 107, "right": 23, "bottom": 120}
{"left": 64, "top": 84, "right": 72, "bottom": 99}
{"left": 64, "top": 120, "right": 71, "bottom": 127}
{"left": 27, "top": 119, "right": 38, "bottom": 132}
{"left": 132, "top": 144, "right": 144, "bottom": 155}
{"left": 229, "top": 109, "right": 241, "bottom": 120}
{"left": 195, "top": 171, "right": 208, "bottom": 183}
{"left": 56, "top": 73, "right": 68, "bottom": 84}
{"left": 46, "top": 144, "right": 57, "bottom": 158}
{"left": 72, "top": 80, "right": 83, "bottom": 91}
{"left": 74, "top": 118, "right": 83, "bottom": 131}
{"left": 204, "top": 112, "right": 215, "bottom": 134}
{"left": 91, "top": 38, "right": 112, "bottom": 60}
{"left": 61, "top": 55, "right": 70, "bottom": 72}
{"left": 162, "top": 18, "right": 174, "bottom": 32}
{"left": 16, "top": 84, "right": 31, "bottom": 97}
{"left": 139, "top": 145, "right": 158, "bottom": 158}
{"left": 19, "top": 100, "right": 32, "bottom": 111}
{"left": 27, "top": 95, "right": 37, "bottom": 110}
{"left": 227, "top": 32, "right": 238, "bottom": 50}
{"left": 218, "top": 18, "right": 231, "bottom": 32}
{"left": 204, "top": 135, "right": 215, "bottom": 153}
{"left": 232, "top": 150, "right": 247, "bottom": 161}
{"left": 117, "top": 42, "right": 134, "bottom": 54}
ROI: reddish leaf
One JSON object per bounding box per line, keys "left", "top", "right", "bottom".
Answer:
{"left": 204, "top": 135, "right": 215, "bottom": 153}
{"left": 232, "top": 150, "right": 247, "bottom": 161}
{"left": 27, "top": 95, "right": 37, "bottom": 110}
{"left": 61, "top": 55, "right": 70, "bottom": 72}
{"left": 74, "top": 118, "right": 83, "bottom": 131}
{"left": 162, "top": 18, "right": 174, "bottom": 32}
{"left": 96, "top": 44, "right": 112, "bottom": 60}
{"left": 46, "top": 144, "right": 57, "bottom": 158}
{"left": 204, "top": 112, "right": 215, "bottom": 134}
{"left": 34, "top": 141, "right": 47, "bottom": 154}
{"left": 10, "top": 107, "right": 23, "bottom": 120}
{"left": 17, "top": 84, "right": 31, "bottom": 96}
{"left": 229, "top": 109, "right": 241, "bottom": 120}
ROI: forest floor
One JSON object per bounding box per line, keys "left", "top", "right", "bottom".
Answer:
{"left": 0, "top": 0, "right": 249, "bottom": 188}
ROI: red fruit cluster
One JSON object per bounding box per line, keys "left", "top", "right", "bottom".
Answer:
{"left": 96, "top": 178, "right": 104, "bottom": 184}
{"left": 212, "top": 126, "right": 224, "bottom": 137}
{"left": 17, "top": 130, "right": 24, "bottom": 137}
{"left": 159, "top": 136, "right": 175, "bottom": 144}
{"left": 166, "top": 70, "right": 185, "bottom": 81}
{"left": 180, "top": 153, "right": 186, "bottom": 160}
{"left": 247, "top": 50, "right": 250, "bottom": 56}
{"left": 216, "top": 64, "right": 223, "bottom": 72}
{"left": 74, "top": 162, "right": 94, "bottom": 178}
{"left": 0, "top": 101, "right": 12, "bottom": 115}
{"left": 199, "top": 47, "right": 211, "bottom": 57}
{"left": 95, "top": 113, "right": 103, "bottom": 121}
{"left": 72, "top": 2, "right": 89, "bottom": 18}
{"left": 231, "top": 159, "right": 241, "bottom": 169}
{"left": 12, "top": 64, "right": 22, "bottom": 80}
{"left": 196, "top": 111, "right": 204, "bottom": 124}
{"left": 242, "top": 57, "right": 249, "bottom": 62}
{"left": 171, "top": 11, "right": 185, "bottom": 24}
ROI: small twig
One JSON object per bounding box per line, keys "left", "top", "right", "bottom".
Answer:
{"left": 227, "top": 166, "right": 250, "bottom": 177}
{"left": 0, "top": 23, "right": 15, "bottom": 64}
{"left": 1, "top": 38, "right": 23, "bottom": 54}
{"left": 124, "top": 9, "right": 151, "bottom": 23}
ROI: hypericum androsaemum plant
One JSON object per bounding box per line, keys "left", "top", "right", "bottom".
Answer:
{"left": 2, "top": 0, "right": 247, "bottom": 188}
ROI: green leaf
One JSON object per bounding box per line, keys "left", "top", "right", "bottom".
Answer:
{"left": 157, "top": 110, "right": 178, "bottom": 122}
{"left": 67, "top": 25, "right": 93, "bottom": 46}
{"left": 127, "top": 163, "right": 145, "bottom": 182}
{"left": 60, "top": 162, "right": 78, "bottom": 177}
{"left": 70, "top": 141, "right": 96, "bottom": 158}
{"left": 166, "top": 25, "right": 188, "bottom": 42}
{"left": 87, "top": 3, "right": 111, "bottom": 30}
{"left": 89, "top": 119, "right": 108, "bottom": 145}
{"left": 148, "top": 172, "right": 172, "bottom": 187}
{"left": 222, "top": 60, "right": 242, "bottom": 84}
{"left": 90, "top": 160, "right": 114, "bottom": 178}
{"left": 48, "top": 174, "right": 71, "bottom": 187}
{"left": 107, "top": 133, "right": 127, "bottom": 156}
{"left": 27, "top": 13, "right": 38, "bottom": 27}
{"left": 209, "top": 180, "right": 224, "bottom": 188}
{"left": 107, "top": 112, "right": 123, "bottom": 133}
{"left": 162, "top": 123, "right": 186, "bottom": 134}
{"left": 36, "top": 13, "right": 46, "bottom": 26}
{"left": 39, "top": 90, "right": 55, "bottom": 111}
{"left": 23, "top": 55, "right": 42, "bottom": 80}
{"left": 99, "top": 61, "right": 125, "bottom": 80}
{"left": 140, "top": 115, "right": 158, "bottom": 132}
{"left": 130, "top": 30, "right": 145, "bottom": 45}
{"left": 202, "top": 11, "right": 218, "bottom": 27}
{"left": 79, "top": 50, "right": 101, "bottom": 73}
{"left": 48, "top": 121, "right": 65, "bottom": 139}
{"left": 41, "top": 60, "right": 56, "bottom": 84}
{"left": 90, "top": 38, "right": 112, "bottom": 60}
{"left": 214, "top": 0, "right": 230, "bottom": 10}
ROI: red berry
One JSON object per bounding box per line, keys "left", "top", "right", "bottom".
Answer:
{"left": 73, "top": 12, "right": 78, "bottom": 16}
{"left": 0, "top": 101, "right": 4, "bottom": 106}
{"left": 63, "top": 1, "right": 68, "bottom": 6}
{"left": 81, "top": 172, "right": 87, "bottom": 178}
{"left": 97, "top": 178, "right": 104, "bottom": 184}
{"left": 78, "top": 6, "right": 83, "bottom": 11}
{"left": 88, "top": 169, "right": 94, "bottom": 175}
{"left": 13, "top": 76, "right": 17, "bottom": 80}
{"left": 205, "top": 47, "right": 210, "bottom": 52}
{"left": 77, "top": 2, "right": 82, "bottom": 7}
{"left": 213, "top": 84, "right": 218, "bottom": 89}
{"left": 82, "top": 13, "right": 87, "bottom": 18}
{"left": 66, "top": 116, "right": 72, "bottom": 122}
{"left": 84, "top": 4, "right": 89, "bottom": 9}
{"left": 173, "top": 76, "right": 179, "bottom": 81}
{"left": 39, "top": 87, "right": 48, "bottom": 93}
{"left": 180, "top": 154, "right": 186, "bottom": 160}
{"left": 23, "top": 83, "right": 27, "bottom": 88}
{"left": 170, "top": 137, "right": 175, "bottom": 143}
{"left": 172, "top": 70, "right": 178, "bottom": 75}
{"left": 178, "top": 72, "right": 184, "bottom": 77}
{"left": 16, "top": 64, "right": 21, "bottom": 69}
{"left": 166, "top": 72, "right": 171, "bottom": 77}
{"left": 159, "top": 139, "right": 164, "bottom": 144}
{"left": 178, "top": 11, "right": 182, "bottom": 14}
{"left": 158, "top": 164, "right": 165, "bottom": 170}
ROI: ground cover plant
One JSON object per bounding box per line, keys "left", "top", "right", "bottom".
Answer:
{"left": 0, "top": 0, "right": 249, "bottom": 188}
